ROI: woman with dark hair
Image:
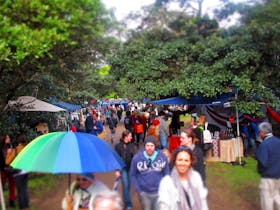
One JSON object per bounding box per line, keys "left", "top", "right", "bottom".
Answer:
{"left": 115, "top": 130, "right": 136, "bottom": 210}
{"left": 158, "top": 146, "right": 208, "bottom": 210}
{"left": 14, "top": 133, "right": 30, "bottom": 210}
{"left": 0, "top": 134, "right": 17, "bottom": 207}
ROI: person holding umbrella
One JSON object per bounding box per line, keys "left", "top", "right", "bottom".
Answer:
{"left": 61, "top": 173, "right": 110, "bottom": 210}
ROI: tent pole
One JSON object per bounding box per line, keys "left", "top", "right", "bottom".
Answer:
{"left": 0, "top": 173, "right": 6, "bottom": 210}
{"left": 235, "top": 91, "right": 242, "bottom": 165}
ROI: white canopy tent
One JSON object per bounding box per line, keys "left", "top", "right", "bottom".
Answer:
{"left": 6, "top": 96, "right": 66, "bottom": 112}
{"left": 1, "top": 96, "right": 65, "bottom": 209}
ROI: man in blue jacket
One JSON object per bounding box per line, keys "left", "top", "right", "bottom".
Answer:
{"left": 257, "top": 122, "right": 280, "bottom": 210}
{"left": 130, "top": 136, "right": 169, "bottom": 210}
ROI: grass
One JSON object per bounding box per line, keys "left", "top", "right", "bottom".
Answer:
{"left": 207, "top": 157, "right": 261, "bottom": 208}
{"left": 4, "top": 173, "right": 63, "bottom": 210}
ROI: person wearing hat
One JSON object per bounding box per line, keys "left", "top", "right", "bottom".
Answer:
{"left": 130, "top": 136, "right": 170, "bottom": 210}
{"left": 61, "top": 173, "right": 109, "bottom": 210}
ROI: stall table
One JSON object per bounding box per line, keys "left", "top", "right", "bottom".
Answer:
{"left": 207, "top": 138, "right": 244, "bottom": 163}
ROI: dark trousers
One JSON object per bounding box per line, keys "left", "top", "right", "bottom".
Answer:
{"left": 15, "top": 173, "right": 29, "bottom": 209}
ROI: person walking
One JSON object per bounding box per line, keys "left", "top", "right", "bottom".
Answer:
{"left": 257, "top": 122, "right": 280, "bottom": 210}
{"left": 158, "top": 111, "right": 169, "bottom": 149}
{"left": 158, "top": 146, "right": 208, "bottom": 210}
{"left": 114, "top": 130, "right": 136, "bottom": 210}
{"left": 241, "top": 119, "right": 258, "bottom": 157}
{"left": 85, "top": 110, "right": 94, "bottom": 134}
{"left": 0, "top": 134, "right": 17, "bottom": 207}
{"left": 91, "top": 113, "right": 104, "bottom": 137}
{"left": 130, "top": 136, "right": 170, "bottom": 210}
{"left": 180, "top": 128, "right": 206, "bottom": 185}
{"left": 14, "top": 133, "right": 30, "bottom": 210}
{"left": 133, "top": 112, "right": 144, "bottom": 147}
{"left": 107, "top": 113, "right": 118, "bottom": 143}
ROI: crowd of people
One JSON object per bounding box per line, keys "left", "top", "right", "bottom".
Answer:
{"left": 1, "top": 103, "right": 279, "bottom": 210}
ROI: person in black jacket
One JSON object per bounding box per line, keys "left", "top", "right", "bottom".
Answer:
{"left": 115, "top": 130, "right": 136, "bottom": 210}
{"left": 85, "top": 109, "right": 94, "bottom": 133}
{"left": 180, "top": 128, "right": 206, "bottom": 186}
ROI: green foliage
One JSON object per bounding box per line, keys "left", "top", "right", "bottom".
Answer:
{"left": 0, "top": 110, "right": 60, "bottom": 142}
{"left": 98, "top": 65, "right": 111, "bottom": 77}
{"left": 109, "top": 1, "right": 279, "bottom": 117}
{"left": 0, "top": 0, "right": 115, "bottom": 108}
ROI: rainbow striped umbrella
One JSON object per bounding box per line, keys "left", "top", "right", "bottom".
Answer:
{"left": 11, "top": 132, "right": 125, "bottom": 173}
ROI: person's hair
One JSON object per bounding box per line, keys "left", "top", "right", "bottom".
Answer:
{"left": 0, "top": 134, "right": 6, "bottom": 148}
{"left": 258, "top": 122, "right": 272, "bottom": 134}
{"left": 159, "top": 110, "right": 165, "bottom": 116}
{"left": 161, "top": 148, "right": 171, "bottom": 162}
{"left": 180, "top": 128, "right": 196, "bottom": 143}
{"left": 93, "top": 190, "right": 123, "bottom": 210}
{"left": 126, "top": 110, "right": 131, "bottom": 116}
{"left": 121, "top": 130, "right": 131, "bottom": 140}
{"left": 17, "top": 133, "right": 28, "bottom": 145}
{"left": 171, "top": 146, "right": 196, "bottom": 166}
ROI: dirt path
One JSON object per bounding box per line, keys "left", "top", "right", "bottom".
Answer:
{"left": 31, "top": 119, "right": 258, "bottom": 210}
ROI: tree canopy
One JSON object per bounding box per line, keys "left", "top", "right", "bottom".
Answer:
{"left": 109, "top": 0, "right": 279, "bottom": 117}
{"left": 0, "top": 0, "right": 279, "bottom": 118}
{"left": 0, "top": 0, "right": 118, "bottom": 107}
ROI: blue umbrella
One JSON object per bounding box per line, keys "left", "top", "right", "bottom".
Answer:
{"left": 11, "top": 132, "right": 125, "bottom": 173}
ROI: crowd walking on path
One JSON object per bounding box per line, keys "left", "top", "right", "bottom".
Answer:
{"left": 3, "top": 102, "right": 279, "bottom": 210}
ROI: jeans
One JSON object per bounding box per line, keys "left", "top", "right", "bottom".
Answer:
{"left": 121, "top": 169, "right": 133, "bottom": 208}
{"left": 136, "top": 133, "right": 144, "bottom": 144}
{"left": 159, "top": 133, "right": 168, "bottom": 149}
{"left": 15, "top": 173, "right": 29, "bottom": 209}
{"left": 244, "top": 137, "right": 257, "bottom": 155}
{"left": 139, "top": 192, "right": 158, "bottom": 210}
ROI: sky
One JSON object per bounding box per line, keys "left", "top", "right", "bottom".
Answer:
{"left": 102, "top": 0, "right": 247, "bottom": 21}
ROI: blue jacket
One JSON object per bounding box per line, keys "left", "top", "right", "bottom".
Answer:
{"left": 257, "top": 135, "right": 280, "bottom": 178}
{"left": 90, "top": 120, "right": 103, "bottom": 136}
{"left": 130, "top": 149, "right": 169, "bottom": 193}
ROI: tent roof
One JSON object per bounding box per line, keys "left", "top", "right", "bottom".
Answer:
{"left": 54, "top": 102, "right": 82, "bottom": 112}
{"left": 150, "top": 92, "right": 234, "bottom": 105}
{"left": 7, "top": 96, "right": 66, "bottom": 112}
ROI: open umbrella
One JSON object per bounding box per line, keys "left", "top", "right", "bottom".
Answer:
{"left": 9, "top": 132, "right": 125, "bottom": 210}
{"left": 11, "top": 132, "right": 125, "bottom": 173}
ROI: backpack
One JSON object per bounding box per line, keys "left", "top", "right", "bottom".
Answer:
{"left": 124, "top": 117, "right": 131, "bottom": 126}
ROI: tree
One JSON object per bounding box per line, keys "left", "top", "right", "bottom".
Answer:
{"left": 0, "top": 0, "right": 116, "bottom": 108}
{"left": 109, "top": 1, "right": 279, "bottom": 117}
{"left": 155, "top": 0, "right": 205, "bottom": 18}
